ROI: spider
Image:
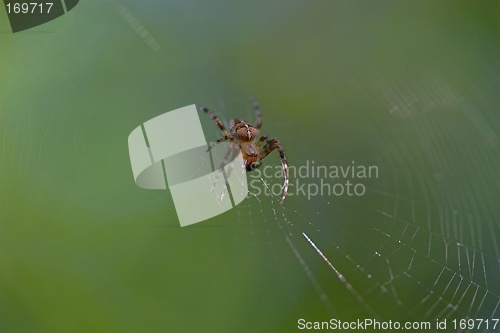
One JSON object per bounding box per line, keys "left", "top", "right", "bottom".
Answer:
{"left": 198, "top": 98, "right": 289, "bottom": 204}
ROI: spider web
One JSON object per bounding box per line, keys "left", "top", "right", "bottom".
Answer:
{"left": 2, "top": 66, "right": 498, "bottom": 332}
{"left": 212, "top": 71, "right": 500, "bottom": 332}
{"left": 1, "top": 2, "right": 499, "bottom": 333}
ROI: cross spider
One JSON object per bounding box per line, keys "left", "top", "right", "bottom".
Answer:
{"left": 198, "top": 98, "right": 289, "bottom": 204}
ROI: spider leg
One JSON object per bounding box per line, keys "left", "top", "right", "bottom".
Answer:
{"left": 259, "top": 138, "right": 289, "bottom": 205}
{"left": 215, "top": 137, "right": 229, "bottom": 144}
{"left": 256, "top": 135, "right": 268, "bottom": 149}
{"left": 250, "top": 97, "right": 262, "bottom": 130}
{"left": 206, "top": 136, "right": 231, "bottom": 152}
{"left": 198, "top": 105, "right": 230, "bottom": 140}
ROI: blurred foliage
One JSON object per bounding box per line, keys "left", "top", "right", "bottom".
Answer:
{"left": 0, "top": 1, "right": 499, "bottom": 332}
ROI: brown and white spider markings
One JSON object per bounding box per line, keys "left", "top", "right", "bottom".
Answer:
{"left": 198, "top": 98, "right": 289, "bottom": 204}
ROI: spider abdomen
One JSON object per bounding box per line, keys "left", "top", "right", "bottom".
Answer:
{"left": 230, "top": 120, "right": 258, "bottom": 142}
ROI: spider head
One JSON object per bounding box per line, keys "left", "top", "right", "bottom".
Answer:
{"left": 246, "top": 160, "right": 261, "bottom": 172}
{"left": 230, "top": 120, "right": 258, "bottom": 142}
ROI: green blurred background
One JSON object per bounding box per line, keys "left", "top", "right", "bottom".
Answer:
{"left": 1, "top": 1, "right": 499, "bottom": 332}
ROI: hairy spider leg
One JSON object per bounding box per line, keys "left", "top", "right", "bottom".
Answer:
{"left": 206, "top": 136, "right": 230, "bottom": 153}
{"left": 256, "top": 135, "right": 268, "bottom": 149}
{"left": 250, "top": 97, "right": 263, "bottom": 130}
{"left": 259, "top": 138, "right": 289, "bottom": 205}
{"left": 198, "top": 105, "right": 230, "bottom": 140}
